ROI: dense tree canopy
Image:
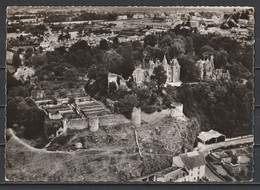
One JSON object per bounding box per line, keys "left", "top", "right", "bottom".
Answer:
{"left": 150, "top": 65, "right": 167, "bottom": 92}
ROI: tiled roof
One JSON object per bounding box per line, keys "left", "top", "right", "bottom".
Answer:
{"left": 179, "top": 151, "right": 206, "bottom": 170}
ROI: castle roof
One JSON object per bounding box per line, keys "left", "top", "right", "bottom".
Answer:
{"left": 162, "top": 54, "right": 168, "bottom": 67}
{"left": 171, "top": 58, "right": 180, "bottom": 67}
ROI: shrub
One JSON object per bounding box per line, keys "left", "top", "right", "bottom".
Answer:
{"left": 56, "top": 135, "right": 68, "bottom": 145}
{"left": 162, "top": 94, "right": 172, "bottom": 108}
{"left": 141, "top": 105, "right": 157, "bottom": 114}
{"left": 109, "top": 81, "right": 117, "bottom": 93}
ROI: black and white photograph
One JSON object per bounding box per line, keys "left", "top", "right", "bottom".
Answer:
{"left": 5, "top": 6, "right": 254, "bottom": 182}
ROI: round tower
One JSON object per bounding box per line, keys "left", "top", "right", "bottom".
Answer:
{"left": 131, "top": 107, "right": 141, "bottom": 127}
{"left": 89, "top": 116, "right": 99, "bottom": 132}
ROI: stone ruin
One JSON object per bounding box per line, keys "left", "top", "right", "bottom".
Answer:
{"left": 131, "top": 103, "right": 185, "bottom": 127}
{"left": 131, "top": 107, "right": 141, "bottom": 127}
{"left": 88, "top": 116, "right": 99, "bottom": 132}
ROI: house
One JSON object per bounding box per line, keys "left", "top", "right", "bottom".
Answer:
{"left": 197, "top": 129, "right": 226, "bottom": 145}
{"left": 172, "top": 151, "right": 206, "bottom": 182}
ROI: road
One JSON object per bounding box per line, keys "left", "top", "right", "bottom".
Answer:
{"left": 205, "top": 165, "right": 224, "bottom": 182}
{"left": 197, "top": 135, "right": 253, "bottom": 182}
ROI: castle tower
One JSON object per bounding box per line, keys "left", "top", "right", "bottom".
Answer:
{"left": 89, "top": 116, "right": 99, "bottom": 132}
{"left": 162, "top": 54, "right": 169, "bottom": 82}
{"left": 162, "top": 54, "right": 168, "bottom": 70}
{"left": 196, "top": 60, "right": 204, "bottom": 80}
{"left": 131, "top": 107, "right": 141, "bottom": 127}
{"left": 148, "top": 59, "right": 155, "bottom": 76}
{"left": 204, "top": 55, "right": 214, "bottom": 79}
{"left": 171, "top": 58, "right": 181, "bottom": 82}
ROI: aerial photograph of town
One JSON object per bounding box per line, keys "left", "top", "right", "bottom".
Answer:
{"left": 5, "top": 6, "right": 254, "bottom": 182}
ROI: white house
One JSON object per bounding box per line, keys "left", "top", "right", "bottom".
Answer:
{"left": 172, "top": 151, "right": 206, "bottom": 182}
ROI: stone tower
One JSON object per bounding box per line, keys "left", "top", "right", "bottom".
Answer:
{"left": 131, "top": 107, "right": 141, "bottom": 127}
{"left": 204, "top": 55, "right": 215, "bottom": 79}
{"left": 89, "top": 116, "right": 99, "bottom": 132}
{"left": 170, "top": 58, "right": 181, "bottom": 83}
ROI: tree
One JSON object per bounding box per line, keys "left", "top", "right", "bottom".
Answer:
{"left": 168, "top": 41, "right": 185, "bottom": 58}
{"left": 199, "top": 45, "right": 214, "bottom": 59}
{"left": 185, "top": 37, "right": 194, "bottom": 53}
{"left": 114, "top": 94, "right": 138, "bottom": 118}
{"left": 68, "top": 97, "right": 75, "bottom": 104}
{"left": 24, "top": 47, "right": 34, "bottom": 60}
{"left": 178, "top": 54, "right": 200, "bottom": 82}
{"left": 70, "top": 40, "right": 90, "bottom": 52}
{"left": 108, "top": 82, "right": 117, "bottom": 93}
{"left": 99, "top": 39, "right": 108, "bottom": 50}
{"left": 113, "top": 37, "right": 119, "bottom": 48}
{"left": 150, "top": 65, "right": 167, "bottom": 92}
{"left": 29, "top": 24, "right": 47, "bottom": 36}
{"left": 214, "top": 49, "right": 228, "bottom": 68}
{"left": 21, "top": 107, "right": 45, "bottom": 139}
{"left": 144, "top": 34, "right": 157, "bottom": 47}
{"left": 12, "top": 48, "right": 24, "bottom": 68}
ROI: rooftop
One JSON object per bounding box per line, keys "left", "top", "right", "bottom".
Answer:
{"left": 173, "top": 151, "right": 206, "bottom": 170}
{"left": 197, "top": 129, "right": 225, "bottom": 142}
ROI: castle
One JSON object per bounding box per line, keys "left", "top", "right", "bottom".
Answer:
{"left": 132, "top": 55, "right": 181, "bottom": 87}
{"left": 196, "top": 55, "right": 230, "bottom": 81}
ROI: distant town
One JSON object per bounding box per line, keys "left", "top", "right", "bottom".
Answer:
{"left": 6, "top": 6, "right": 254, "bottom": 182}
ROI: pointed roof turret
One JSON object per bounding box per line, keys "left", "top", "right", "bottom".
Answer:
{"left": 162, "top": 54, "right": 168, "bottom": 67}
{"left": 172, "top": 58, "right": 180, "bottom": 68}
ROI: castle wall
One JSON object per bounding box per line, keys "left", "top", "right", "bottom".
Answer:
{"left": 170, "top": 104, "right": 184, "bottom": 118}
{"left": 140, "top": 105, "right": 184, "bottom": 124}
{"left": 141, "top": 109, "right": 171, "bottom": 123}
{"left": 99, "top": 114, "right": 131, "bottom": 126}
{"left": 65, "top": 118, "right": 88, "bottom": 130}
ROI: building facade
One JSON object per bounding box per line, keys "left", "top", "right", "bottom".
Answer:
{"left": 196, "top": 55, "right": 230, "bottom": 81}
{"left": 172, "top": 151, "right": 206, "bottom": 182}
{"left": 132, "top": 55, "right": 181, "bottom": 86}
